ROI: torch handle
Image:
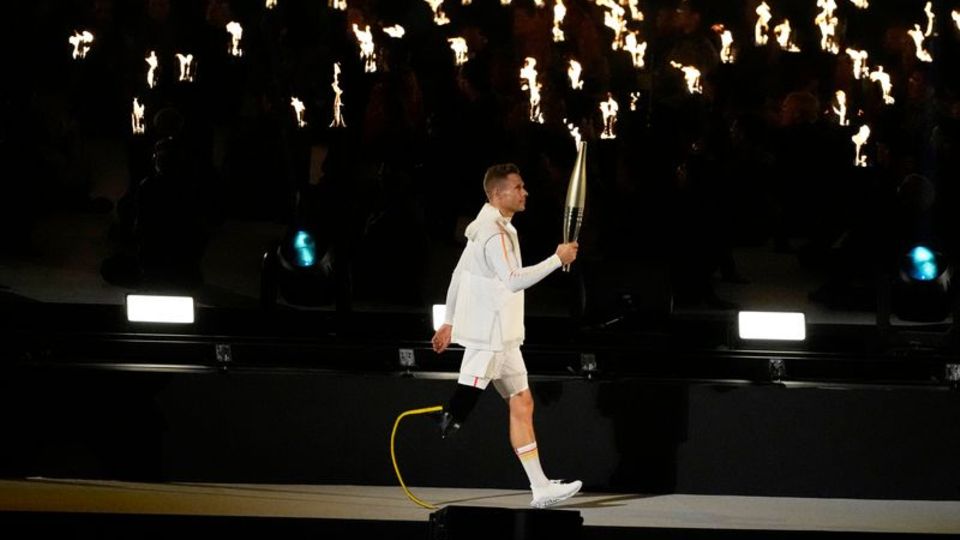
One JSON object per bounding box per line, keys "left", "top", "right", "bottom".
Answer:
{"left": 562, "top": 207, "right": 583, "bottom": 274}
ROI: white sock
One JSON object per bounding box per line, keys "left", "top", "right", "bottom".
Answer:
{"left": 515, "top": 442, "right": 550, "bottom": 488}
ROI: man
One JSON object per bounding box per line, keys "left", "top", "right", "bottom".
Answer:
{"left": 431, "top": 163, "right": 581, "bottom": 509}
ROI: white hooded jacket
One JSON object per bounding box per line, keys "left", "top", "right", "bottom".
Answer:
{"left": 444, "top": 203, "right": 562, "bottom": 351}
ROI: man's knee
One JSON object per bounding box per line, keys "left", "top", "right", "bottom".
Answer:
{"left": 509, "top": 390, "right": 534, "bottom": 418}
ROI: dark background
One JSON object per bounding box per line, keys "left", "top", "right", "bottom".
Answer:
{"left": 1, "top": 0, "right": 958, "bottom": 326}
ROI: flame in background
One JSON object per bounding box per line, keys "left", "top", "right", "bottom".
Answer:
{"left": 132, "top": 98, "right": 145, "bottom": 134}
{"left": 815, "top": 0, "right": 840, "bottom": 54}
{"left": 383, "top": 25, "right": 405, "bottom": 38}
{"left": 774, "top": 19, "right": 801, "bottom": 52}
{"left": 600, "top": 93, "right": 619, "bottom": 139}
{"left": 852, "top": 124, "right": 870, "bottom": 167}
{"left": 352, "top": 24, "right": 377, "bottom": 73}
{"left": 226, "top": 22, "right": 243, "bottom": 57}
{"left": 869, "top": 66, "right": 894, "bottom": 105}
{"left": 833, "top": 90, "right": 849, "bottom": 126}
{"left": 553, "top": 0, "right": 566, "bottom": 42}
{"left": 176, "top": 53, "right": 195, "bottom": 82}
{"left": 330, "top": 62, "right": 346, "bottom": 128}
{"left": 145, "top": 50, "right": 159, "bottom": 88}
{"left": 755, "top": 2, "right": 772, "bottom": 46}
{"left": 568, "top": 59, "right": 584, "bottom": 90}
{"left": 908, "top": 24, "right": 933, "bottom": 62}
{"left": 520, "top": 57, "right": 544, "bottom": 124}
{"left": 425, "top": 0, "right": 450, "bottom": 26}
{"left": 448, "top": 37, "right": 468, "bottom": 65}
{"left": 846, "top": 48, "right": 869, "bottom": 80}
{"left": 69, "top": 30, "right": 94, "bottom": 59}
{"left": 670, "top": 61, "right": 702, "bottom": 94}
{"left": 713, "top": 25, "right": 735, "bottom": 63}
{"left": 291, "top": 97, "right": 307, "bottom": 128}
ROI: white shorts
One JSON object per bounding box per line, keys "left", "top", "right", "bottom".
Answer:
{"left": 458, "top": 348, "right": 529, "bottom": 399}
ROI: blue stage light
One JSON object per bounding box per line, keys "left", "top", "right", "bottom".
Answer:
{"left": 292, "top": 230, "right": 317, "bottom": 268}
{"left": 906, "top": 245, "right": 939, "bottom": 281}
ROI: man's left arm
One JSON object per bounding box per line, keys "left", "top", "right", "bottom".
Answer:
{"left": 484, "top": 232, "right": 561, "bottom": 293}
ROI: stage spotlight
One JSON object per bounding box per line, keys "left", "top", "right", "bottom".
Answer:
{"left": 905, "top": 245, "right": 939, "bottom": 281}
{"left": 738, "top": 311, "right": 806, "bottom": 341}
{"left": 894, "top": 245, "right": 952, "bottom": 322}
{"left": 261, "top": 226, "right": 337, "bottom": 308}
{"left": 291, "top": 229, "right": 317, "bottom": 268}
{"left": 126, "top": 294, "right": 195, "bottom": 324}
{"left": 432, "top": 304, "right": 446, "bottom": 331}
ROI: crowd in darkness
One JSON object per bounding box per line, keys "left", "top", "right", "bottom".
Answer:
{"left": 1, "top": 0, "right": 958, "bottom": 316}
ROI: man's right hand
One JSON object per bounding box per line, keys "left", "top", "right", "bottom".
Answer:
{"left": 556, "top": 241, "right": 579, "bottom": 266}
{"left": 432, "top": 323, "right": 452, "bottom": 354}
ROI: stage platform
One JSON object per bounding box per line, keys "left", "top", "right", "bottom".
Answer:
{"left": 2, "top": 478, "right": 959, "bottom": 538}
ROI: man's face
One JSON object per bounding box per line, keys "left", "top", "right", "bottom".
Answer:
{"left": 496, "top": 173, "right": 528, "bottom": 214}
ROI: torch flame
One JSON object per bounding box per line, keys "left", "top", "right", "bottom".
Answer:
{"left": 623, "top": 32, "right": 647, "bottom": 68}
{"left": 755, "top": 2, "right": 772, "bottom": 46}
{"left": 953, "top": 10, "right": 960, "bottom": 32}
{"left": 352, "top": 24, "right": 377, "bottom": 73}
{"left": 849, "top": 0, "right": 868, "bottom": 8}
{"left": 462, "top": 0, "right": 472, "bottom": 5}
{"left": 448, "top": 37, "right": 468, "bottom": 66}
{"left": 630, "top": 91, "right": 640, "bottom": 111}
{"left": 553, "top": 0, "right": 566, "bottom": 43}
{"left": 145, "top": 50, "right": 159, "bottom": 89}
{"left": 266, "top": 0, "right": 277, "bottom": 8}
{"left": 833, "top": 90, "right": 849, "bottom": 126}
{"left": 815, "top": 0, "right": 840, "bottom": 54}
{"left": 291, "top": 97, "right": 307, "bottom": 128}
{"left": 670, "top": 61, "right": 702, "bottom": 94}
{"left": 565, "top": 119, "right": 582, "bottom": 147}
{"left": 69, "top": 30, "right": 94, "bottom": 59}
{"left": 330, "top": 63, "right": 346, "bottom": 128}
{"left": 599, "top": 94, "right": 619, "bottom": 139}
{"left": 852, "top": 124, "right": 870, "bottom": 167}
{"left": 226, "top": 21, "right": 243, "bottom": 57}
{"left": 713, "top": 24, "right": 735, "bottom": 63}
{"left": 520, "top": 57, "right": 544, "bottom": 124}
{"left": 924, "top": 1, "right": 935, "bottom": 37}
{"left": 329, "top": 0, "right": 347, "bottom": 10}
{"left": 774, "top": 19, "right": 801, "bottom": 52}
{"left": 533, "top": 0, "right": 545, "bottom": 7}
{"left": 908, "top": 24, "right": 933, "bottom": 62}
{"left": 176, "top": 53, "right": 195, "bottom": 82}
{"left": 846, "top": 48, "right": 869, "bottom": 80}
{"left": 869, "top": 66, "right": 894, "bottom": 105}
{"left": 383, "top": 25, "right": 405, "bottom": 38}
{"left": 425, "top": 0, "right": 450, "bottom": 26}
{"left": 568, "top": 59, "right": 584, "bottom": 90}
{"left": 132, "top": 98, "right": 145, "bottom": 134}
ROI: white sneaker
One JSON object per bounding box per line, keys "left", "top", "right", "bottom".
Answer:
{"left": 530, "top": 479, "right": 582, "bottom": 508}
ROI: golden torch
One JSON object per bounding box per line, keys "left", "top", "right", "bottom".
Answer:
{"left": 562, "top": 140, "right": 587, "bottom": 272}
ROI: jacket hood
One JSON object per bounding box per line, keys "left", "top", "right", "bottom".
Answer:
{"left": 465, "top": 203, "right": 510, "bottom": 241}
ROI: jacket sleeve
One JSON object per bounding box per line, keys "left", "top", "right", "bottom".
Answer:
{"left": 483, "top": 232, "right": 561, "bottom": 293}
{"left": 443, "top": 246, "right": 469, "bottom": 325}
